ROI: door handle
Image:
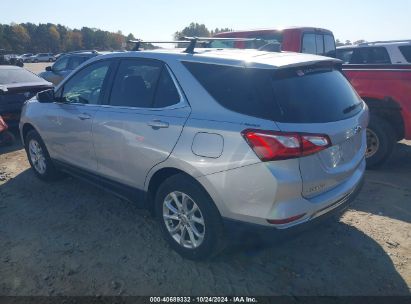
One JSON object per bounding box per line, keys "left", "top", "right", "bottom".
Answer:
{"left": 78, "top": 113, "right": 91, "bottom": 120}
{"left": 147, "top": 120, "right": 169, "bottom": 129}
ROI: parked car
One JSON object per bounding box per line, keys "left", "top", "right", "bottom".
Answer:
{"left": 0, "top": 66, "right": 53, "bottom": 128}
{"left": 19, "top": 53, "right": 34, "bottom": 63}
{"left": 337, "top": 40, "right": 411, "bottom": 167}
{"left": 0, "top": 50, "right": 24, "bottom": 67}
{"left": 38, "top": 51, "right": 100, "bottom": 85}
{"left": 0, "top": 115, "right": 14, "bottom": 146}
{"left": 30, "top": 53, "right": 56, "bottom": 63}
{"left": 19, "top": 48, "right": 367, "bottom": 260}
{"left": 212, "top": 27, "right": 336, "bottom": 57}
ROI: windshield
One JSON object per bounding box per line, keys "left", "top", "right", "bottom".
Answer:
{"left": 0, "top": 68, "right": 44, "bottom": 85}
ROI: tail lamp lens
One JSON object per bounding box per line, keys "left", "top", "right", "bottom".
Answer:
{"left": 242, "top": 129, "right": 331, "bottom": 161}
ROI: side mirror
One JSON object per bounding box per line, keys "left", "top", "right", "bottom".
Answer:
{"left": 45, "top": 66, "right": 52, "bottom": 71}
{"left": 37, "top": 89, "right": 55, "bottom": 103}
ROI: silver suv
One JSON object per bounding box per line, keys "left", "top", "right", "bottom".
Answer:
{"left": 19, "top": 49, "right": 368, "bottom": 260}
{"left": 30, "top": 53, "right": 56, "bottom": 63}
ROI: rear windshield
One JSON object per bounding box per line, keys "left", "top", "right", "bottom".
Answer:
{"left": 183, "top": 62, "right": 362, "bottom": 123}
{"left": 0, "top": 68, "right": 43, "bottom": 85}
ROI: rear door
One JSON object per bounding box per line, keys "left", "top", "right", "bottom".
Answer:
{"left": 93, "top": 58, "right": 190, "bottom": 189}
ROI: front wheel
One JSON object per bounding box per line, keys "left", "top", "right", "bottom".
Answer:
{"left": 366, "top": 115, "right": 396, "bottom": 169}
{"left": 155, "top": 174, "right": 225, "bottom": 260}
{"left": 25, "top": 130, "right": 63, "bottom": 181}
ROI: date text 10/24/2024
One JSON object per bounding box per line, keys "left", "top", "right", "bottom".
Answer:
{"left": 150, "top": 297, "right": 258, "bottom": 303}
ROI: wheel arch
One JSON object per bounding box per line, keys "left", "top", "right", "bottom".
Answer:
{"left": 21, "top": 123, "right": 38, "bottom": 145}
{"left": 362, "top": 97, "right": 405, "bottom": 141}
{"left": 146, "top": 166, "right": 221, "bottom": 218}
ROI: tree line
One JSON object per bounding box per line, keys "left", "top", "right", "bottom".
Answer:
{"left": 0, "top": 23, "right": 139, "bottom": 54}
{"left": 0, "top": 21, "right": 365, "bottom": 54}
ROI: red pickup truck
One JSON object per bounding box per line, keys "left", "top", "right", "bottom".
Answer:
{"left": 337, "top": 41, "right": 411, "bottom": 167}
{"left": 213, "top": 27, "right": 336, "bottom": 57}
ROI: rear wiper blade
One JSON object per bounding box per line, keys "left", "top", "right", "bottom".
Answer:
{"left": 343, "top": 102, "right": 362, "bottom": 114}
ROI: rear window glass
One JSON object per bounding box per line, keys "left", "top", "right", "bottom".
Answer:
{"left": 0, "top": 68, "right": 43, "bottom": 84}
{"left": 183, "top": 62, "right": 362, "bottom": 123}
{"left": 399, "top": 46, "right": 411, "bottom": 63}
{"left": 324, "top": 35, "right": 336, "bottom": 57}
{"left": 302, "top": 34, "right": 316, "bottom": 54}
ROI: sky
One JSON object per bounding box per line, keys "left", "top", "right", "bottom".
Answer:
{"left": 1, "top": 0, "right": 410, "bottom": 43}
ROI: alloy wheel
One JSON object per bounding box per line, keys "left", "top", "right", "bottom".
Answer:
{"left": 162, "top": 191, "right": 205, "bottom": 249}
{"left": 28, "top": 139, "right": 47, "bottom": 174}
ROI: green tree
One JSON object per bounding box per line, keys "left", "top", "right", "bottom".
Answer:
{"left": 48, "top": 25, "right": 61, "bottom": 53}
{"left": 8, "top": 24, "right": 30, "bottom": 53}
{"left": 210, "top": 28, "right": 233, "bottom": 36}
{"left": 354, "top": 39, "right": 367, "bottom": 45}
{"left": 174, "top": 22, "right": 210, "bottom": 40}
{"left": 335, "top": 39, "right": 344, "bottom": 47}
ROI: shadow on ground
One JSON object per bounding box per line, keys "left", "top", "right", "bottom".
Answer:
{"left": 0, "top": 167, "right": 409, "bottom": 296}
{"left": 355, "top": 142, "right": 411, "bottom": 223}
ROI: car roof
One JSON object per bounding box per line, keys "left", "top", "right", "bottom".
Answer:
{"left": 214, "top": 27, "right": 333, "bottom": 36}
{"left": 337, "top": 41, "right": 411, "bottom": 49}
{"left": 93, "top": 48, "right": 340, "bottom": 69}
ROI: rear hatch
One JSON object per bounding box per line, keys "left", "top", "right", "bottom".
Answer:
{"left": 0, "top": 82, "right": 52, "bottom": 114}
{"left": 0, "top": 66, "right": 52, "bottom": 115}
{"left": 268, "top": 64, "right": 368, "bottom": 197}
{"left": 183, "top": 59, "right": 368, "bottom": 198}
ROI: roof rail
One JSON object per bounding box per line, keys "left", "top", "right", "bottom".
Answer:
{"left": 128, "top": 37, "right": 260, "bottom": 53}
{"left": 359, "top": 40, "right": 411, "bottom": 46}
{"left": 63, "top": 50, "right": 99, "bottom": 54}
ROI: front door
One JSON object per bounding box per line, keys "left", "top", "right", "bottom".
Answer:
{"left": 43, "top": 59, "right": 113, "bottom": 172}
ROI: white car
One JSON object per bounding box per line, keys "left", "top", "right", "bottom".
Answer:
{"left": 337, "top": 40, "right": 411, "bottom": 64}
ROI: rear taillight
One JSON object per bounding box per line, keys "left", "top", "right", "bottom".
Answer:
{"left": 241, "top": 129, "right": 331, "bottom": 161}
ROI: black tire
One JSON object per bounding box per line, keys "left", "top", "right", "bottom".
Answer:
{"left": 155, "top": 174, "right": 225, "bottom": 260}
{"left": 25, "top": 130, "right": 63, "bottom": 181}
{"left": 366, "top": 115, "right": 396, "bottom": 169}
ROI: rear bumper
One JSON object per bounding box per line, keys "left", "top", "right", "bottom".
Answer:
{"left": 222, "top": 175, "right": 364, "bottom": 242}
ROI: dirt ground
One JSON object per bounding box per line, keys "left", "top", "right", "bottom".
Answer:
{"left": 0, "top": 134, "right": 410, "bottom": 296}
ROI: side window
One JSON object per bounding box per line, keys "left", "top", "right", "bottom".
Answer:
{"left": 399, "top": 46, "right": 411, "bottom": 63}
{"left": 109, "top": 59, "right": 162, "bottom": 108}
{"left": 324, "top": 35, "right": 336, "bottom": 57}
{"left": 350, "top": 49, "right": 368, "bottom": 64}
{"left": 351, "top": 47, "right": 390, "bottom": 64}
{"left": 336, "top": 49, "right": 354, "bottom": 64}
{"left": 52, "top": 56, "right": 70, "bottom": 71}
{"left": 153, "top": 68, "right": 181, "bottom": 108}
{"left": 316, "top": 35, "right": 324, "bottom": 55}
{"left": 61, "top": 60, "right": 111, "bottom": 105}
{"left": 369, "top": 47, "right": 391, "bottom": 64}
{"left": 302, "top": 34, "right": 316, "bottom": 54}
{"left": 67, "top": 56, "right": 87, "bottom": 70}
